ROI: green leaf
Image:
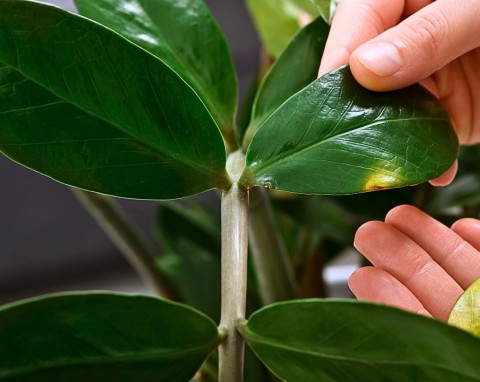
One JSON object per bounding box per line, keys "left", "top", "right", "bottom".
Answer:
{"left": 74, "top": 0, "right": 238, "bottom": 150}
{"left": 243, "top": 66, "right": 458, "bottom": 195}
{"left": 449, "top": 277, "right": 480, "bottom": 337}
{"left": 246, "top": 0, "right": 318, "bottom": 57}
{"left": 244, "top": 16, "right": 329, "bottom": 147}
{"left": 0, "top": 292, "right": 221, "bottom": 381}
{"left": 313, "top": 0, "right": 339, "bottom": 24}
{"left": 0, "top": 1, "right": 228, "bottom": 200}
{"left": 239, "top": 299, "right": 480, "bottom": 381}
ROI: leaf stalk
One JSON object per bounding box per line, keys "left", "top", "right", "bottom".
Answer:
{"left": 248, "top": 187, "right": 299, "bottom": 304}
{"left": 219, "top": 150, "right": 249, "bottom": 382}
{"left": 71, "top": 188, "right": 179, "bottom": 300}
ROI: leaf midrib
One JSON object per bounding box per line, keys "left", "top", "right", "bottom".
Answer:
{"left": 0, "top": 60, "right": 225, "bottom": 180}
{"left": 249, "top": 116, "right": 448, "bottom": 175}
{"left": 0, "top": 0, "right": 228, "bottom": 177}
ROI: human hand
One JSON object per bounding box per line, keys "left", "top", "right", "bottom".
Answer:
{"left": 350, "top": 205, "right": 480, "bottom": 321}
{"left": 318, "top": 0, "right": 480, "bottom": 184}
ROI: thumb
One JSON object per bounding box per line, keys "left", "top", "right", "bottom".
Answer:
{"left": 349, "top": 0, "right": 480, "bottom": 91}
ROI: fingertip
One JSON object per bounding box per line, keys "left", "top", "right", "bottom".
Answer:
{"left": 384, "top": 204, "right": 419, "bottom": 224}
{"left": 349, "top": 42, "right": 404, "bottom": 91}
{"left": 349, "top": 267, "right": 433, "bottom": 317}
{"left": 349, "top": 40, "right": 424, "bottom": 92}
{"left": 429, "top": 161, "right": 458, "bottom": 187}
{"left": 353, "top": 220, "right": 384, "bottom": 251}
{"left": 451, "top": 217, "right": 480, "bottom": 232}
{"left": 318, "top": 46, "right": 351, "bottom": 78}
{"left": 318, "top": 0, "right": 404, "bottom": 80}
{"left": 348, "top": 266, "right": 375, "bottom": 296}
{"left": 451, "top": 217, "right": 480, "bottom": 251}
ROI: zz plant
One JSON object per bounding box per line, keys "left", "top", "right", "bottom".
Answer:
{"left": 0, "top": 0, "right": 479, "bottom": 381}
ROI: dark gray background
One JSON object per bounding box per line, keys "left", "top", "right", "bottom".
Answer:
{"left": 0, "top": 0, "right": 262, "bottom": 303}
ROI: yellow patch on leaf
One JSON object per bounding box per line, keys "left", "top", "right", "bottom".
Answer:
{"left": 448, "top": 277, "right": 480, "bottom": 337}
{"left": 363, "top": 170, "right": 403, "bottom": 192}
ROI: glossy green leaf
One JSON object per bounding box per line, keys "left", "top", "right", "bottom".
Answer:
{"left": 244, "top": 16, "right": 329, "bottom": 147}
{"left": 313, "top": 0, "right": 339, "bottom": 24}
{"left": 246, "top": 0, "right": 318, "bottom": 57}
{"left": 244, "top": 66, "right": 458, "bottom": 195}
{"left": 0, "top": 292, "right": 221, "bottom": 381}
{"left": 449, "top": 277, "right": 480, "bottom": 337}
{"left": 74, "top": 0, "right": 238, "bottom": 150}
{"left": 0, "top": 1, "right": 228, "bottom": 200}
{"left": 239, "top": 299, "right": 480, "bottom": 381}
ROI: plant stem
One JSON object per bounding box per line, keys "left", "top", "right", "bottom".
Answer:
{"left": 71, "top": 188, "right": 179, "bottom": 300}
{"left": 248, "top": 187, "right": 299, "bottom": 305}
{"left": 219, "top": 151, "right": 249, "bottom": 382}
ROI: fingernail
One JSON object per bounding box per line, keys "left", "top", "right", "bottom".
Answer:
{"left": 355, "top": 42, "right": 402, "bottom": 77}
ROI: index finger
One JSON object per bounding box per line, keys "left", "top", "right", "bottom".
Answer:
{"left": 318, "top": 0, "right": 404, "bottom": 76}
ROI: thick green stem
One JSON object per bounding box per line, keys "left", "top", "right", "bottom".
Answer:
{"left": 219, "top": 151, "right": 249, "bottom": 382}
{"left": 71, "top": 188, "right": 179, "bottom": 300}
{"left": 248, "top": 187, "right": 299, "bottom": 305}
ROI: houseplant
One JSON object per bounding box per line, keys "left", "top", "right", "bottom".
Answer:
{"left": 0, "top": 0, "right": 479, "bottom": 380}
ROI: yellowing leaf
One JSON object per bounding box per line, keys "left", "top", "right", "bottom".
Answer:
{"left": 363, "top": 165, "right": 404, "bottom": 192}
{"left": 448, "top": 277, "right": 480, "bottom": 337}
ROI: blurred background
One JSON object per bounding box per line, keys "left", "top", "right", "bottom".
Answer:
{"left": 0, "top": 0, "right": 265, "bottom": 303}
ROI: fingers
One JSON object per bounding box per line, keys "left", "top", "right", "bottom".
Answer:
{"left": 349, "top": 266, "right": 432, "bottom": 317}
{"left": 432, "top": 50, "right": 480, "bottom": 145}
{"left": 386, "top": 205, "right": 480, "bottom": 289}
{"left": 318, "top": 0, "right": 404, "bottom": 76}
{"left": 318, "top": 0, "right": 434, "bottom": 77}
{"left": 402, "top": 0, "right": 433, "bottom": 18}
{"left": 452, "top": 218, "right": 480, "bottom": 251}
{"left": 354, "top": 219, "right": 463, "bottom": 321}
{"left": 428, "top": 160, "right": 458, "bottom": 187}
{"left": 350, "top": 0, "right": 480, "bottom": 91}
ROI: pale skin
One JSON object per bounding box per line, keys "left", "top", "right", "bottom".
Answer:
{"left": 318, "top": 0, "right": 480, "bottom": 321}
